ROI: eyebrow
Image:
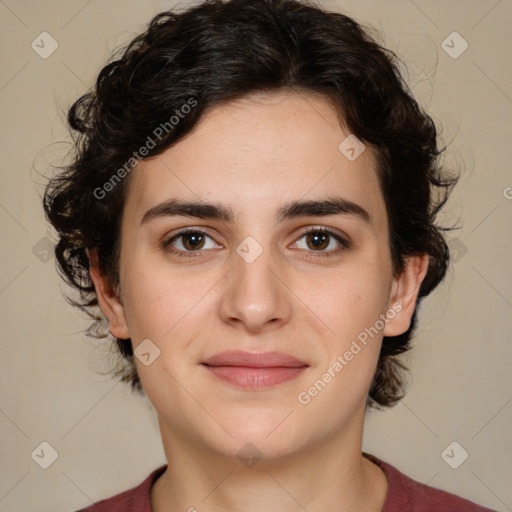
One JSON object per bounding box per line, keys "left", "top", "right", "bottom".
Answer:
{"left": 140, "top": 196, "right": 371, "bottom": 226}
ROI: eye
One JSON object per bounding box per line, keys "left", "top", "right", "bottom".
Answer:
{"left": 291, "top": 227, "right": 350, "bottom": 258}
{"left": 162, "top": 226, "right": 350, "bottom": 259}
{"left": 163, "top": 228, "right": 220, "bottom": 257}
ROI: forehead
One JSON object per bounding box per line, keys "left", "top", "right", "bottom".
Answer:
{"left": 123, "top": 91, "right": 387, "bottom": 232}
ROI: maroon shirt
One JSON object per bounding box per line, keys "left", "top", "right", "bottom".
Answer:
{"left": 75, "top": 452, "right": 497, "bottom": 511}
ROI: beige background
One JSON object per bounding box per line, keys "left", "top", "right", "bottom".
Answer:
{"left": 0, "top": 0, "right": 511, "bottom": 510}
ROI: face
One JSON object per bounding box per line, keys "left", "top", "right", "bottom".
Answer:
{"left": 91, "top": 91, "right": 427, "bottom": 461}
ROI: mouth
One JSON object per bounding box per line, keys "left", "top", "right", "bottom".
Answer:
{"left": 201, "top": 351, "right": 309, "bottom": 389}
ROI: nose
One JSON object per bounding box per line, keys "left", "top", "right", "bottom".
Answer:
{"left": 218, "top": 241, "right": 292, "bottom": 334}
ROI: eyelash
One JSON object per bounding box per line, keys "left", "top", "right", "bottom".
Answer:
{"left": 162, "top": 226, "right": 350, "bottom": 259}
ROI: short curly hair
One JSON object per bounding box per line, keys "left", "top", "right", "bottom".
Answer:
{"left": 44, "top": 0, "right": 458, "bottom": 409}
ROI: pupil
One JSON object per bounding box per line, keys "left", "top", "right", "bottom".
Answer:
{"left": 185, "top": 233, "right": 204, "bottom": 250}
{"left": 309, "top": 232, "right": 328, "bottom": 250}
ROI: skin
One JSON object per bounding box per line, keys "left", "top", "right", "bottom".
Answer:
{"left": 89, "top": 90, "right": 428, "bottom": 512}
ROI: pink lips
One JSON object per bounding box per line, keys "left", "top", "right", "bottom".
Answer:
{"left": 202, "top": 351, "right": 308, "bottom": 389}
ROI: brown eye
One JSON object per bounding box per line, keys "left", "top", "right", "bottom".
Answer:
{"left": 291, "top": 227, "right": 350, "bottom": 258}
{"left": 305, "top": 231, "right": 330, "bottom": 251}
{"left": 163, "top": 229, "right": 219, "bottom": 257}
{"left": 181, "top": 232, "right": 206, "bottom": 251}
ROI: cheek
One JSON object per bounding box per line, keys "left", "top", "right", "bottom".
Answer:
{"left": 299, "top": 260, "right": 391, "bottom": 342}
{"left": 294, "top": 270, "right": 387, "bottom": 410}
{"left": 120, "top": 262, "right": 202, "bottom": 343}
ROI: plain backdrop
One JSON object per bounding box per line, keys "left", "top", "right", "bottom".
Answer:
{"left": 0, "top": 1, "right": 511, "bottom": 511}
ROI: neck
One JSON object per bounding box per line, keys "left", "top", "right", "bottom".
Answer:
{"left": 151, "top": 412, "right": 388, "bottom": 512}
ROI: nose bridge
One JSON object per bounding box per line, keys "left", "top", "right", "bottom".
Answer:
{"left": 219, "top": 235, "right": 291, "bottom": 331}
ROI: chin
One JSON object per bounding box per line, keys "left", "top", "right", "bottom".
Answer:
{"left": 204, "top": 408, "right": 312, "bottom": 460}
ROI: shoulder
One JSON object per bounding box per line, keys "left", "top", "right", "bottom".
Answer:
{"left": 73, "top": 465, "right": 167, "bottom": 512}
{"left": 363, "top": 453, "right": 497, "bottom": 512}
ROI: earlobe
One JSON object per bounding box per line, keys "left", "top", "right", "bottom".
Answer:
{"left": 383, "top": 254, "right": 429, "bottom": 337}
{"left": 86, "top": 249, "right": 131, "bottom": 339}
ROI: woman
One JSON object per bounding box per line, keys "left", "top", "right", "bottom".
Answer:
{"left": 44, "top": 0, "right": 496, "bottom": 510}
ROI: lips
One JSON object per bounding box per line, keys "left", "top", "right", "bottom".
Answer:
{"left": 201, "top": 351, "right": 308, "bottom": 389}
{"left": 202, "top": 350, "right": 307, "bottom": 368}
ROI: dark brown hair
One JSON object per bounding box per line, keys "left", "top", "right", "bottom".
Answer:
{"left": 44, "top": 0, "right": 457, "bottom": 409}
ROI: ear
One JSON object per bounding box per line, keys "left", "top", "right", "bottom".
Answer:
{"left": 87, "top": 249, "right": 130, "bottom": 339}
{"left": 383, "top": 253, "right": 429, "bottom": 337}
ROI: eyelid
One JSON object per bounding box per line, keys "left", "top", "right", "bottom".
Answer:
{"left": 162, "top": 225, "right": 351, "bottom": 258}
{"left": 292, "top": 225, "right": 351, "bottom": 254}
{"left": 162, "top": 227, "right": 219, "bottom": 253}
